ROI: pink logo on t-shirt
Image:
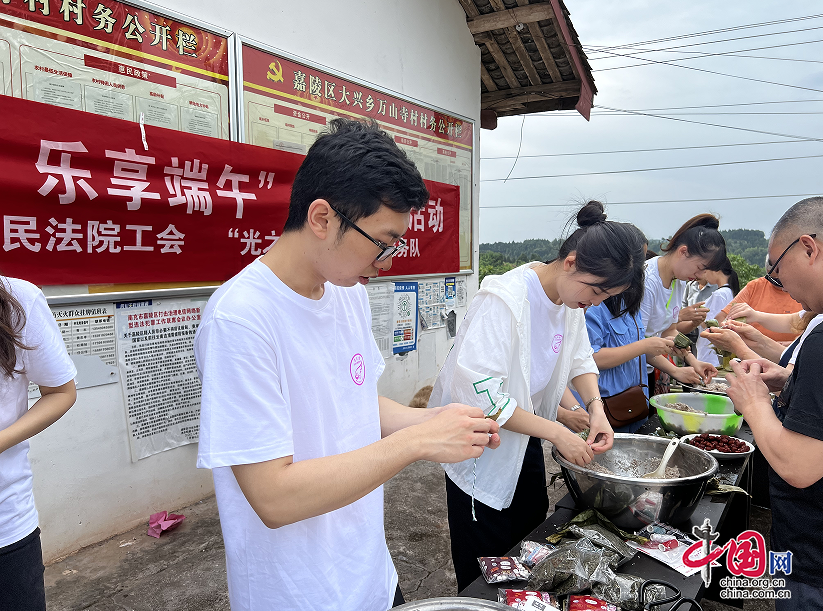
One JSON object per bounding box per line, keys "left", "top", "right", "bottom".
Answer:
{"left": 552, "top": 334, "right": 563, "bottom": 353}
{"left": 350, "top": 354, "right": 365, "bottom": 385}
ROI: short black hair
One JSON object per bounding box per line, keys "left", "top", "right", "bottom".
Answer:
{"left": 283, "top": 118, "right": 429, "bottom": 233}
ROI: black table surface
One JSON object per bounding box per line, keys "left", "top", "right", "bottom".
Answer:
{"left": 459, "top": 415, "right": 755, "bottom": 603}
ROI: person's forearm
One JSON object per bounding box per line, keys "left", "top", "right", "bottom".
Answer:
{"left": 593, "top": 343, "right": 645, "bottom": 370}
{"left": 233, "top": 431, "right": 422, "bottom": 529}
{"left": 749, "top": 336, "right": 785, "bottom": 363}
{"left": 0, "top": 381, "right": 76, "bottom": 455}
{"left": 502, "top": 406, "right": 571, "bottom": 442}
{"left": 676, "top": 320, "right": 699, "bottom": 333}
{"left": 558, "top": 387, "right": 579, "bottom": 410}
{"left": 378, "top": 395, "right": 435, "bottom": 437}
{"left": 648, "top": 354, "right": 677, "bottom": 376}
{"left": 570, "top": 373, "right": 608, "bottom": 421}
{"left": 752, "top": 312, "right": 795, "bottom": 333}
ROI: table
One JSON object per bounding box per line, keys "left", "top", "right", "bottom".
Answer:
{"left": 459, "top": 416, "right": 755, "bottom": 608}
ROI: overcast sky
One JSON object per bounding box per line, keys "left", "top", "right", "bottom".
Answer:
{"left": 478, "top": 0, "right": 823, "bottom": 244}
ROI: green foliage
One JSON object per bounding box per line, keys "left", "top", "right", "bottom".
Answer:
{"left": 479, "top": 251, "right": 516, "bottom": 285}
{"left": 728, "top": 253, "right": 765, "bottom": 288}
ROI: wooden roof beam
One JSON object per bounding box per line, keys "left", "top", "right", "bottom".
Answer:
{"left": 505, "top": 28, "right": 542, "bottom": 86}
{"left": 475, "top": 32, "right": 521, "bottom": 90}
{"left": 456, "top": 0, "right": 479, "bottom": 18}
{"left": 480, "top": 64, "right": 498, "bottom": 91}
{"left": 481, "top": 80, "right": 580, "bottom": 106}
{"left": 467, "top": 3, "right": 556, "bottom": 35}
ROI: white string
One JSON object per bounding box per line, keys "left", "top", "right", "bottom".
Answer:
{"left": 471, "top": 457, "right": 478, "bottom": 521}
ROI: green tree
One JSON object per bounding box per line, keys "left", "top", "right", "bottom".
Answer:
{"left": 479, "top": 251, "right": 516, "bottom": 286}
{"left": 728, "top": 253, "right": 764, "bottom": 288}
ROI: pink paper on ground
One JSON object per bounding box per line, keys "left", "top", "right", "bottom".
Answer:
{"left": 147, "top": 511, "right": 186, "bottom": 538}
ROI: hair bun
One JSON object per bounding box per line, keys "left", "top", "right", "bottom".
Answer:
{"left": 694, "top": 214, "right": 720, "bottom": 230}
{"left": 577, "top": 200, "right": 607, "bottom": 227}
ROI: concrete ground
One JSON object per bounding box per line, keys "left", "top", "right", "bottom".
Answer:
{"left": 45, "top": 444, "right": 773, "bottom": 610}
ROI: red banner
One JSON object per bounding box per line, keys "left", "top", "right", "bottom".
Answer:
{"left": 0, "top": 95, "right": 460, "bottom": 285}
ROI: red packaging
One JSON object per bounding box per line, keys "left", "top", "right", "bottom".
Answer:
{"left": 497, "top": 588, "right": 559, "bottom": 609}
{"left": 565, "top": 595, "right": 620, "bottom": 611}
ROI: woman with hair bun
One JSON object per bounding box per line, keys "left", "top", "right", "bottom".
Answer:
{"left": 428, "top": 201, "right": 647, "bottom": 590}
{"left": 640, "top": 214, "right": 726, "bottom": 389}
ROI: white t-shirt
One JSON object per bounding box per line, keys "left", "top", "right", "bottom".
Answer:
{"left": 526, "top": 269, "right": 566, "bottom": 396}
{"left": 195, "top": 259, "right": 395, "bottom": 611}
{"left": 696, "top": 286, "right": 734, "bottom": 365}
{"left": 0, "top": 277, "right": 76, "bottom": 548}
{"left": 640, "top": 257, "right": 685, "bottom": 373}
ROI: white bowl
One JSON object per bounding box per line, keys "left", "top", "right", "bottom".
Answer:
{"left": 680, "top": 434, "right": 754, "bottom": 461}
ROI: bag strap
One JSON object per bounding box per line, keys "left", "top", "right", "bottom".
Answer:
{"left": 633, "top": 315, "right": 648, "bottom": 392}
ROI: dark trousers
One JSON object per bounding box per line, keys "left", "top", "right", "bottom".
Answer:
{"left": 445, "top": 436, "right": 550, "bottom": 592}
{"left": 392, "top": 585, "right": 405, "bottom": 607}
{"left": 0, "top": 528, "right": 46, "bottom": 611}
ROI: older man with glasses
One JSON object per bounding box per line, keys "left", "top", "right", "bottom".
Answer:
{"left": 728, "top": 196, "right": 823, "bottom": 609}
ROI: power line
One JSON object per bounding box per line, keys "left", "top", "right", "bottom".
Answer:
{"left": 582, "top": 14, "right": 823, "bottom": 53}
{"left": 586, "top": 37, "right": 823, "bottom": 59}
{"left": 481, "top": 153, "right": 823, "bottom": 182}
{"left": 533, "top": 111, "right": 823, "bottom": 116}
{"left": 564, "top": 100, "right": 823, "bottom": 112}
{"left": 479, "top": 193, "right": 821, "bottom": 209}
{"left": 592, "top": 38, "right": 823, "bottom": 71}
{"left": 480, "top": 139, "right": 818, "bottom": 161}
{"left": 594, "top": 104, "right": 823, "bottom": 143}
{"left": 590, "top": 47, "right": 823, "bottom": 94}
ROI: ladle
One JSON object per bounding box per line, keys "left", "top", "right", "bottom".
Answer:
{"left": 642, "top": 438, "right": 680, "bottom": 479}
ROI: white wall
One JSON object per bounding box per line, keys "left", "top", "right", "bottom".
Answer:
{"left": 30, "top": 0, "right": 481, "bottom": 561}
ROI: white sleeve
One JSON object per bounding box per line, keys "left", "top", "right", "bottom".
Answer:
{"left": 638, "top": 273, "right": 656, "bottom": 337}
{"left": 196, "top": 316, "right": 293, "bottom": 469}
{"left": 448, "top": 295, "right": 519, "bottom": 425}
{"left": 569, "top": 325, "right": 599, "bottom": 381}
{"left": 22, "top": 291, "right": 76, "bottom": 388}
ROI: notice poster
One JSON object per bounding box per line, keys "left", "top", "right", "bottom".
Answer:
{"left": 393, "top": 282, "right": 418, "bottom": 354}
{"left": 418, "top": 279, "right": 445, "bottom": 331}
{"left": 241, "top": 43, "right": 473, "bottom": 271}
{"left": 114, "top": 297, "right": 205, "bottom": 461}
{"left": 366, "top": 281, "right": 394, "bottom": 358}
{"left": 456, "top": 277, "right": 468, "bottom": 308}
{"left": 52, "top": 304, "right": 116, "bottom": 365}
{"left": 0, "top": 0, "right": 230, "bottom": 139}
{"left": 445, "top": 276, "right": 456, "bottom": 309}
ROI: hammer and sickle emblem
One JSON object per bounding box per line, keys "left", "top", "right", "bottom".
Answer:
{"left": 266, "top": 61, "right": 284, "bottom": 83}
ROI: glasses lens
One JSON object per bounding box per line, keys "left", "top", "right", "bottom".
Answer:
{"left": 375, "top": 245, "right": 398, "bottom": 262}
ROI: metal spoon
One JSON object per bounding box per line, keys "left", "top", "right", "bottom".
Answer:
{"left": 642, "top": 438, "right": 681, "bottom": 479}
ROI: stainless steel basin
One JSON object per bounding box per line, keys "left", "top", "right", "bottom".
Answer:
{"left": 552, "top": 434, "right": 718, "bottom": 532}
{"left": 394, "top": 598, "right": 512, "bottom": 610}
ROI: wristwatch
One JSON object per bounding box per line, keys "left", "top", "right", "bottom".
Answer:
{"left": 569, "top": 404, "right": 583, "bottom": 411}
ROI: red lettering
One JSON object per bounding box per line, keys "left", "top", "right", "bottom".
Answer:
{"left": 258, "top": 116, "right": 269, "bottom": 122}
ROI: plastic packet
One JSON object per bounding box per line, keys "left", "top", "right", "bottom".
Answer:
{"left": 527, "top": 538, "right": 619, "bottom": 595}
{"left": 626, "top": 522, "right": 700, "bottom": 577}
{"left": 567, "top": 524, "right": 636, "bottom": 563}
{"left": 478, "top": 556, "right": 530, "bottom": 584}
{"left": 564, "top": 594, "right": 619, "bottom": 611}
{"left": 497, "top": 588, "right": 560, "bottom": 610}
{"left": 591, "top": 573, "right": 667, "bottom": 611}
{"left": 521, "top": 540, "right": 556, "bottom": 568}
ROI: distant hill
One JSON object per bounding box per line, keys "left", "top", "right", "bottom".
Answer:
{"left": 481, "top": 229, "right": 768, "bottom": 268}
{"left": 479, "top": 229, "right": 768, "bottom": 285}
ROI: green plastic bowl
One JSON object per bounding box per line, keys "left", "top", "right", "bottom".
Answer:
{"left": 650, "top": 392, "right": 743, "bottom": 436}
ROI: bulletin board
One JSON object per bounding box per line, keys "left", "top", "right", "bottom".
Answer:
{"left": 237, "top": 38, "right": 474, "bottom": 273}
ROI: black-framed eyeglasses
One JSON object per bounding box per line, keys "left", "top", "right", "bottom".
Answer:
{"left": 765, "top": 233, "right": 816, "bottom": 289}
{"left": 328, "top": 203, "right": 407, "bottom": 262}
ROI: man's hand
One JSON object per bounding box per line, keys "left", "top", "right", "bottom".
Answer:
{"left": 679, "top": 302, "right": 710, "bottom": 324}
{"left": 586, "top": 407, "right": 614, "bottom": 454}
{"left": 554, "top": 428, "right": 594, "bottom": 466}
{"left": 735, "top": 359, "right": 790, "bottom": 392}
{"left": 727, "top": 360, "right": 773, "bottom": 416}
{"left": 727, "top": 303, "right": 757, "bottom": 323}
{"left": 642, "top": 337, "right": 675, "bottom": 358}
{"left": 415, "top": 405, "right": 501, "bottom": 463}
{"left": 670, "top": 366, "right": 704, "bottom": 385}
{"left": 557, "top": 406, "right": 590, "bottom": 433}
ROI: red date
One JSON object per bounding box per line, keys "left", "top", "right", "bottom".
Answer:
{"left": 687, "top": 434, "right": 749, "bottom": 453}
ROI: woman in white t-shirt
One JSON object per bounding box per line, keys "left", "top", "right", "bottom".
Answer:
{"left": 640, "top": 214, "right": 725, "bottom": 391}
{"left": 0, "top": 276, "right": 77, "bottom": 611}
{"left": 696, "top": 260, "right": 740, "bottom": 366}
{"left": 428, "top": 201, "right": 647, "bottom": 590}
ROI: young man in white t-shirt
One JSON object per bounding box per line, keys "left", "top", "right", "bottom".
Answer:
{"left": 194, "top": 118, "right": 500, "bottom": 611}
